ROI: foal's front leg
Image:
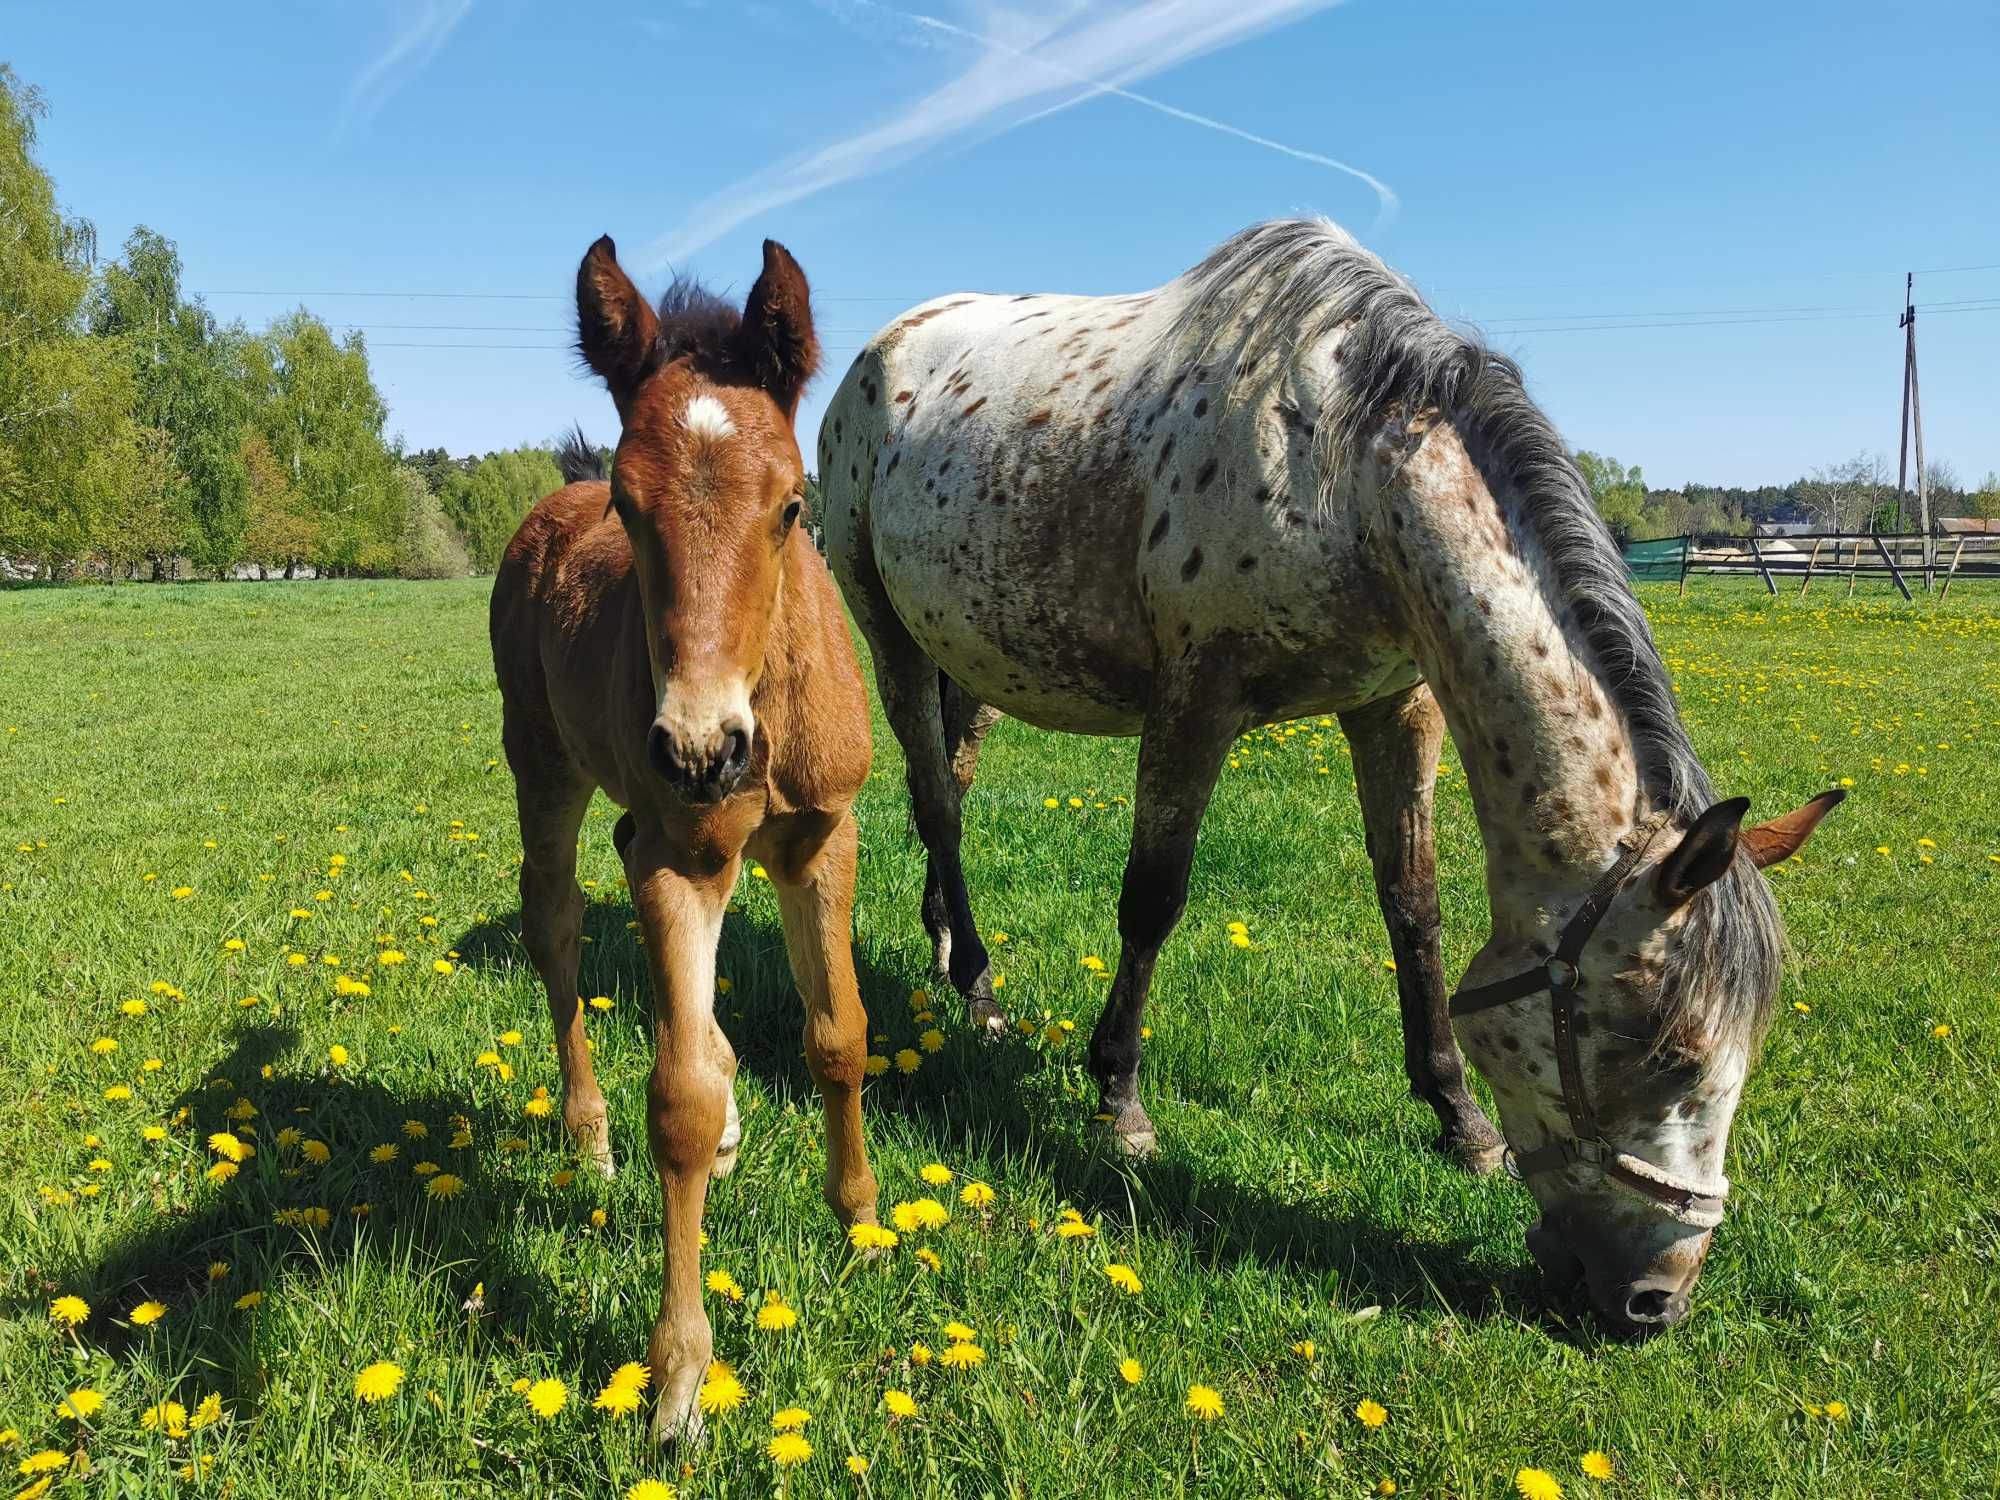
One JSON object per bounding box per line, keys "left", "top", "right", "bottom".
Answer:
{"left": 621, "top": 821, "right": 736, "bottom": 1445}
{"left": 763, "top": 809, "right": 880, "bottom": 1229}
{"left": 1086, "top": 667, "right": 1239, "bottom": 1155}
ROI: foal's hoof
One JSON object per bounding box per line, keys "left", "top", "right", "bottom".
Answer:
{"left": 968, "top": 995, "right": 1010, "bottom": 1039}
{"left": 571, "top": 1118, "right": 616, "bottom": 1179}
{"left": 650, "top": 1399, "right": 704, "bottom": 1449}
{"left": 1089, "top": 1110, "right": 1158, "bottom": 1159}
{"left": 711, "top": 1093, "right": 744, "bottom": 1179}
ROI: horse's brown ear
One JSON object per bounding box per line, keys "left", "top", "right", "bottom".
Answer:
{"left": 576, "top": 235, "right": 660, "bottom": 415}
{"left": 1655, "top": 796, "right": 1751, "bottom": 907}
{"left": 739, "top": 238, "right": 819, "bottom": 420}
{"left": 1741, "top": 788, "right": 1846, "bottom": 869}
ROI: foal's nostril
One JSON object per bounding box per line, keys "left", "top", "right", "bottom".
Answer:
{"left": 1623, "top": 1286, "right": 1686, "bottom": 1326}
{"left": 719, "top": 725, "right": 751, "bottom": 776}
{"left": 647, "top": 722, "right": 679, "bottom": 781}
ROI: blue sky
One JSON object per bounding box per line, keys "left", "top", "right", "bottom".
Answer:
{"left": 11, "top": 0, "right": 1996, "bottom": 487}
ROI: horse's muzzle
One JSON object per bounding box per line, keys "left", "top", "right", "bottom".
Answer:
{"left": 647, "top": 717, "right": 752, "bottom": 803}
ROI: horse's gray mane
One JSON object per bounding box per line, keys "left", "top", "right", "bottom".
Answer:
{"left": 1163, "top": 217, "right": 1782, "bottom": 1063}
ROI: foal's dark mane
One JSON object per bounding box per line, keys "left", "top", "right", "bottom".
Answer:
{"left": 1165, "top": 218, "right": 1783, "bottom": 1060}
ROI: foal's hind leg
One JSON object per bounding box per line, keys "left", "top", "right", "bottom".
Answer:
{"left": 1340, "top": 685, "right": 1505, "bottom": 1175}
{"left": 921, "top": 672, "right": 1002, "bottom": 983}
{"left": 1086, "top": 664, "right": 1239, "bottom": 1155}
{"left": 508, "top": 725, "right": 614, "bottom": 1175}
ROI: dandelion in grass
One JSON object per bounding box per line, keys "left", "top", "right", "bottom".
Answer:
{"left": 275, "top": 1127, "right": 302, "bottom": 1149}
{"left": 1580, "top": 1450, "right": 1614, "bottom": 1480}
{"left": 129, "top": 1300, "right": 166, "bottom": 1327}
{"left": 608, "top": 1361, "right": 650, "bottom": 1393}
{"left": 1118, "top": 1358, "right": 1144, "bottom": 1385}
{"left": 1355, "top": 1399, "right": 1387, "bottom": 1428}
{"left": 914, "top": 1248, "right": 941, "bottom": 1272}
{"left": 17, "top": 1452, "right": 68, "bottom": 1476}
{"left": 588, "top": 994, "right": 614, "bottom": 1011}
{"left": 845, "top": 1455, "right": 869, "bottom": 1475}
{"left": 524, "top": 1378, "right": 567, "bottom": 1418}
{"left": 103, "top": 1084, "right": 133, "bottom": 1101}
{"left": 771, "top": 1407, "right": 811, "bottom": 1432}
{"left": 143, "top": 1057, "right": 163, "bottom": 1071}
{"left": 524, "top": 1094, "right": 555, "bottom": 1120}
{"left": 706, "top": 1270, "right": 745, "bottom": 1302}
{"left": 433, "top": 959, "right": 454, "bottom": 975}
{"left": 1104, "top": 1263, "right": 1143, "bottom": 1295}
{"left": 208, "top": 1131, "right": 247, "bottom": 1162}
{"left": 864, "top": 1054, "right": 889, "bottom": 1076}
{"left": 909, "top": 1342, "right": 933, "bottom": 1367}
{"left": 403, "top": 1119, "right": 430, "bottom": 1140}
{"left": 849, "top": 1222, "right": 899, "bottom": 1252}
{"left": 370, "top": 1143, "right": 399, "bottom": 1165}
{"left": 593, "top": 1381, "right": 641, "bottom": 1418}
{"left": 1185, "top": 1384, "right": 1223, "bottom": 1420}
{"left": 1515, "top": 1469, "right": 1563, "bottom": 1500}
{"left": 698, "top": 1363, "right": 746, "bottom": 1415}
{"left": 894, "top": 1048, "right": 921, "bottom": 1074}
{"left": 1054, "top": 1209, "right": 1095, "bottom": 1239}
{"left": 1376, "top": 1482, "right": 1398, "bottom": 1496}
{"left": 938, "top": 1341, "right": 985, "bottom": 1371}
{"left": 1290, "top": 1340, "right": 1316, "bottom": 1362}
{"left": 551, "top": 1169, "right": 576, "bottom": 1188}
{"left": 300, "top": 1139, "right": 331, "bottom": 1166}
{"left": 206, "top": 1161, "right": 239, "bottom": 1185}
{"left": 942, "top": 1321, "right": 976, "bottom": 1344}
{"left": 378, "top": 949, "right": 406, "bottom": 966}
{"left": 120, "top": 999, "right": 148, "bottom": 1018}
{"left": 626, "top": 1482, "right": 677, "bottom": 1500}
{"left": 919, "top": 1028, "right": 945, "bottom": 1054}
{"left": 90, "top": 1037, "right": 118, "bottom": 1055}
{"left": 427, "top": 1172, "right": 464, "bottom": 1199}
{"left": 141, "top": 1401, "right": 189, "bottom": 1436}
{"left": 208, "top": 1260, "right": 230, "bottom": 1281}
{"left": 767, "top": 1432, "right": 812, "bottom": 1466}
{"left": 55, "top": 1389, "right": 103, "bottom": 1422}
{"left": 355, "top": 1362, "right": 405, "bottom": 1402}
{"left": 1824, "top": 1401, "right": 1849, "bottom": 1420}
{"left": 756, "top": 1292, "right": 799, "bottom": 1331}
{"left": 189, "top": 1393, "right": 222, "bottom": 1429}
{"left": 884, "top": 1389, "right": 917, "bottom": 1420}
{"left": 234, "top": 1290, "right": 264, "bottom": 1310}
{"left": 959, "top": 1181, "right": 995, "bottom": 1210}
{"left": 919, "top": 1162, "right": 954, "bottom": 1186}
{"left": 328, "top": 1045, "right": 350, "bottom": 1066}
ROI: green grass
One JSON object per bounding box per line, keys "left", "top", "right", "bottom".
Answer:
{"left": 1, "top": 577, "right": 1995, "bottom": 1498}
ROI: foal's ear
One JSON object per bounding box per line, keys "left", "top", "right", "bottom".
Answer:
{"left": 738, "top": 238, "right": 820, "bottom": 420}
{"left": 1741, "top": 787, "right": 1846, "bottom": 869}
{"left": 1655, "top": 796, "right": 1751, "bottom": 907}
{"left": 576, "top": 235, "right": 660, "bottom": 414}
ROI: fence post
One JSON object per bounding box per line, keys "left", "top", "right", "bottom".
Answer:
{"left": 1745, "top": 533, "right": 1778, "bottom": 595}
{"left": 1936, "top": 536, "right": 1968, "bottom": 601}
{"left": 1871, "top": 533, "right": 1914, "bottom": 602}
{"left": 1799, "top": 537, "right": 1824, "bottom": 597}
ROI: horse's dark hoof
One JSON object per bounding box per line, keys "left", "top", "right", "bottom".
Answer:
{"left": 1089, "top": 1105, "right": 1158, "bottom": 1158}
{"left": 1437, "top": 1129, "right": 1507, "bottom": 1176}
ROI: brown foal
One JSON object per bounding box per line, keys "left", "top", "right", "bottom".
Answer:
{"left": 491, "top": 235, "right": 879, "bottom": 1441}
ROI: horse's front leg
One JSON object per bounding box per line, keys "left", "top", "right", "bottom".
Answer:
{"left": 1085, "top": 667, "right": 1239, "bottom": 1155}
{"left": 1340, "top": 685, "right": 1505, "bottom": 1174}
{"left": 621, "top": 819, "right": 737, "bottom": 1446}
{"left": 764, "top": 809, "right": 880, "bottom": 1229}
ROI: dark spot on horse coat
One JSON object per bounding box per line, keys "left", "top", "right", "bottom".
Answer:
{"left": 962, "top": 397, "right": 987, "bottom": 417}
{"left": 1193, "top": 397, "right": 1209, "bottom": 417}
{"left": 1237, "top": 555, "right": 1257, "bottom": 572}
{"left": 1194, "top": 458, "right": 1219, "bottom": 492}
{"left": 1026, "top": 409, "right": 1053, "bottom": 427}
{"left": 1147, "top": 513, "right": 1171, "bottom": 550}
{"left": 1181, "top": 548, "right": 1203, "bottom": 580}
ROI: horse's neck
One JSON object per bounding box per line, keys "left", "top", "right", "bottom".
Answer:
{"left": 1378, "top": 423, "right": 1648, "bottom": 939}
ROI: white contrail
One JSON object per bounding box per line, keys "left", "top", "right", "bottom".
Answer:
{"left": 906, "top": 7, "right": 1396, "bottom": 222}
{"left": 642, "top": 0, "right": 1391, "bottom": 269}
{"left": 340, "top": 0, "right": 472, "bottom": 136}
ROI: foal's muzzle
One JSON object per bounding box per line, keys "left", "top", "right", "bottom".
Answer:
{"left": 647, "top": 716, "right": 752, "bottom": 803}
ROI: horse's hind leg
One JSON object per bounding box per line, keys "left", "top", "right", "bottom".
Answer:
{"left": 507, "top": 715, "right": 613, "bottom": 1175}
{"left": 921, "top": 672, "right": 1002, "bottom": 983}
{"left": 1340, "top": 685, "right": 1505, "bottom": 1175}
{"left": 1086, "top": 663, "right": 1239, "bottom": 1155}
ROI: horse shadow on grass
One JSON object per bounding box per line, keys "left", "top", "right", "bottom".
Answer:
{"left": 446, "top": 896, "right": 1576, "bottom": 1335}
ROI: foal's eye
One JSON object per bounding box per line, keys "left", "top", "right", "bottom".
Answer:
{"left": 781, "top": 498, "right": 803, "bottom": 532}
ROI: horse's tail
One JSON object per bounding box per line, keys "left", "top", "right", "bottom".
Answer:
{"left": 556, "top": 424, "right": 607, "bottom": 484}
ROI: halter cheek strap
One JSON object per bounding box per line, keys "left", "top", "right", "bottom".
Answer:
{"left": 1449, "top": 827, "right": 1730, "bottom": 1228}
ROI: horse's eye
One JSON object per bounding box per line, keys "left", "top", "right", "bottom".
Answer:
{"left": 781, "top": 498, "right": 803, "bottom": 531}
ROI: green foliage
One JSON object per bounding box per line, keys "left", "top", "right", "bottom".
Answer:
{"left": 437, "top": 446, "right": 563, "bottom": 571}
{"left": 1574, "top": 450, "right": 1671, "bottom": 544}
{"left": 393, "top": 465, "right": 472, "bottom": 580}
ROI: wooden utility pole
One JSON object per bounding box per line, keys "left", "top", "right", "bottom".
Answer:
{"left": 1897, "top": 273, "right": 1933, "bottom": 588}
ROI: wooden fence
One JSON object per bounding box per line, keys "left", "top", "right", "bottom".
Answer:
{"left": 1622, "top": 531, "right": 2000, "bottom": 601}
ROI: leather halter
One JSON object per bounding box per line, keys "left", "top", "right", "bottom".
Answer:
{"left": 1449, "top": 825, "right": 1730, "bottom": 1226}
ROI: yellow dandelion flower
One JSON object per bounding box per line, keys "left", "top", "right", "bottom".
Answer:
{"left": 772, "top": 1406, "right": 811, "bottom": 1432}
{"left": 627, "top": 1482, "right": 676, "bottom": 1500}
{"left": 593, "top": 1381, "right": 641, "bottom": 1417}
{"left": 234, "top": 1290, "right": 264, "bottom": 1310}
{"left": 276, "top": 1126, "right": 302, "bottom": 1148}
{"left": 205, "top": 1160, "right": 239, "bottom": 1184}
{"left": 140, "top": 1400, "right": 188, "bottom": 1436}
{"left": 189, "top": 1393, "right": 222, "bottom": 1429}
{"left": 608, "top": 1361, "right": 651, "bottom": 1392}
{"left": 959, "top": 1181, "right": 995, "bottom": 1208}
{"left": 1377, "top": 1482, "right": 1398, "bottom": 1496}
{"left": 433, "top": 959, "right": 454, "bottom": 976}
{"left": 141, "top": 1125, "right": 167, "bottom": 1142}
{"left": 523, "top": 1095, "right": 554, "bottom": 1119}
{"left": 1824, "top": 1401, "right": 1849, "bottom": 1420}
{"left": 1118, "top": 1358, "right": 1143, "bottom": 1385}
{"left": 208, "top": 1131, "right": 247, "bottom": 1162}
{"left": 864, "top": 1054, "right": 889, "bottom": 1076}
{"left": 1185, "top": 1384, "right": 1223, "bottom": 1420}
{"left": 1103, "top": 1263, "right": 1143, "bottom": 1294}
{"left": 756, "top": 1292, "right": 799, "bottom": 1331}
{"left": 301, "top": 1139, "right": 331, "bottom": 1165}
{"left": 427, "top": 1173, "right": 464, "bottom": 1199}
{"left": 884, "top": 1389, "right": 918, "bottom": 1419}
{"left": 706, "top": 1270, "right": 745, "bottom": 1302}
{"left": 767, "top": 1432, "right": 812, "bottom": 1465}
{"left": 412, "top": 1159, "right": 440, "bottom": 1177}
{"left": 848, "top": 1222, "right": 899, "bottom": 1252}
{"left": 588, "top": 994, "right": 613, "bottom": 1010}
{"left": 1516, "top": 1469, "right": 1564, "bottom": 1500}
{"left": 370, "top": 1143, "right": 399, "bottom": 1164}
{"left": 919, "top": 1028, "right": 945, "bottom": 1053}
{"left": 914, "top": 1247, "right": 942, "bottom": 1271}
{"left": 90, "top": 1036, "right": 118, "bottom": 1055}
{"left": 698, "top": 1364, "right": 746, "bottom": 1415}
{"left": 55, "top": 1388, "right": 103, "bottom": 1421}
{"left": 208, "top": 1260, "right": 230, "bottom": 1281}
{"left": 846, "top": 1455, "right": 869, "bottom": 1475}
{"left": 938, "top": 1342, "right": 984, "bottom": 1370}
{"left": 1580, "top": 1450, "right": 1614, "bottom": 1480}
{"left": 524, "top": 1377, "right": 567, "bottom": 1418}
{"left": 129, "top": 1300, "right": 166, "bottom": 1326}
{"left": 1356, "top": 1399, "right": 1387, "bottom": 1428}
{"left": 17, "top": 1451, "right": 70, "bottom": 1476}
{"left": 403, "top": 1119, "right": 430, "bottom": 1139}
{"left": 920, "top": 1163, "right": 954, "bottom": 1185}
{"left": 909, "top": 1342, "right": 932, "bottom": 1366}
{"left": 894, "top": 1048, "right": 921, "bottom": 1074}
{"left": 120, "top": 998, "right": 148, "bottom": 1017}
{"left": 378, "top": 949, "right": 406, "bottom": 966}
{"left": 942, "top": 1320, "right": 976, "bottom": 1344}
{"left": 354, "top": 1361, "right": 405, "bottom": 1402}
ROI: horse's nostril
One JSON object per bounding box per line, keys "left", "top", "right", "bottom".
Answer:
{"left": 647, "top": 723, "right": 678, "bottom": 779}
{"left": 1624, "top": 1286, "right": 1683, "bottom": 1325}
{"left": 720, "top": 726, "right": 751, "bottom": 774}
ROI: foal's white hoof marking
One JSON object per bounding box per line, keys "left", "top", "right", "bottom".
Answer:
{"left": 712, "top": 1091, "right": 743, "bottom": 1178}
{"left": 969, "top": 996, "right": 1009, "bottom": 1038}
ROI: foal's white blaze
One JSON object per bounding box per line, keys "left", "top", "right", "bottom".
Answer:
{"left": 682, "top": 393, "right": 736, "bottom": 441}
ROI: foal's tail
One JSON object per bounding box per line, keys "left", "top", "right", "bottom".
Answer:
{"left": 556, "top": 424, "right": 608, "bottom": 484}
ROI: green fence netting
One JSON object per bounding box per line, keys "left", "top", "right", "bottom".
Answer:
{"left": 1623, "top": 537, "right": 1688, "bottom": 581}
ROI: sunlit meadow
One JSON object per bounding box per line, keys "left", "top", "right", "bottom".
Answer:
{"left": 1, "top": 579, "right": 1995, "bottom": 1498}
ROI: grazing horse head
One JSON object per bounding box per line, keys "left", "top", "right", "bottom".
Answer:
{"left": 574, "top": 235, "right": 819, "bottom": 804}
{"left": 1452, "top": 789, "right": 1845, "bottom": 1334}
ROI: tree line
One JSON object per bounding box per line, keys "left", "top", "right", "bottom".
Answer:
{"left": 1, "top": 66, "right": 564, "bottom": 582}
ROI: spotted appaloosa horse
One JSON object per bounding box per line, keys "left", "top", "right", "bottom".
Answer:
{"left": 493, "top": 236, "right": 878, "bottom": 1438}
{"left": 821, "top": 218, "right": 1843, "bottom": 1333}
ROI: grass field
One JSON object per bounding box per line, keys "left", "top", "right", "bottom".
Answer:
{"left": 1, "top": 577, "right": 1996, "bottom": 1499}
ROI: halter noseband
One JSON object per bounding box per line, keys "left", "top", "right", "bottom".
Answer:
{"left": 1449, "top": 824, "right": 1729, "bottom": 1228}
